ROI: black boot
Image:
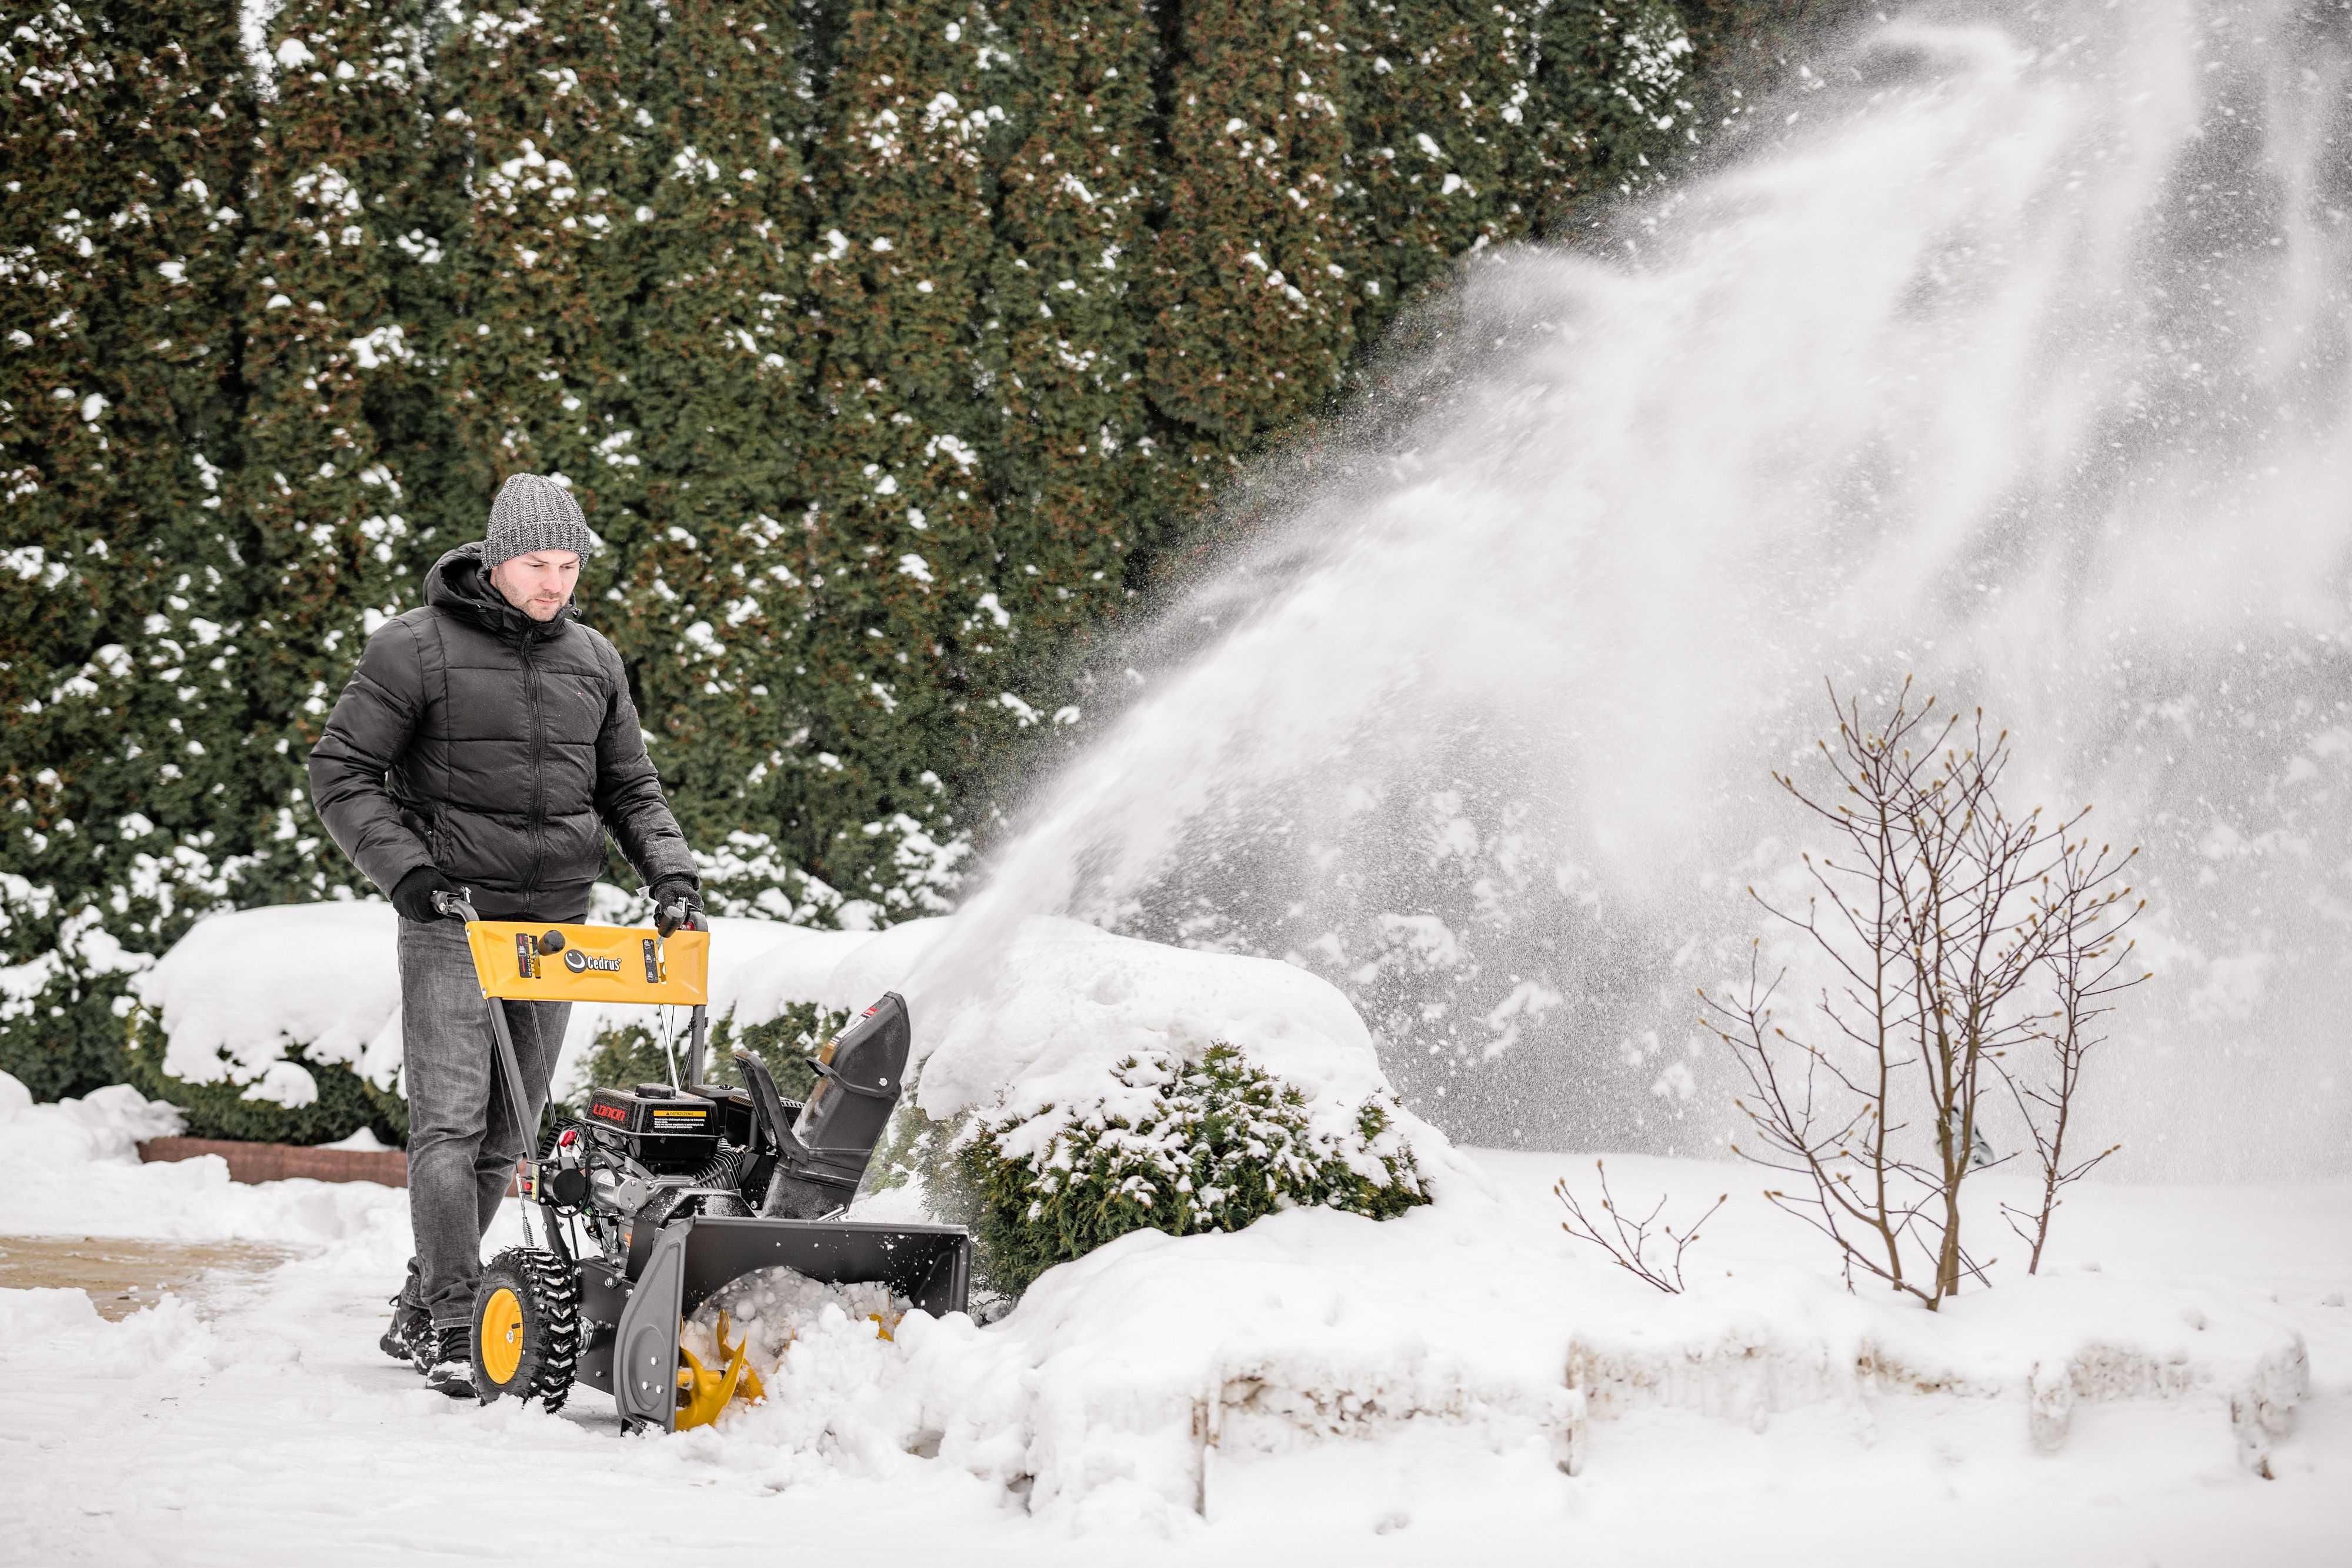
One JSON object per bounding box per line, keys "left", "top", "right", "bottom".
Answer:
{"left": 380, "top": 1292, "right": 432, "bottom": 1363}
{"left": 415, "top": 1322, "right": 477, "bottom": 1399}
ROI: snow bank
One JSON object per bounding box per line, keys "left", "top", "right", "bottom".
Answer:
{"left": 132, "top": 899, "right": 1450, "bottom": 1179}
{"left": 0, "top": 1286, "right": 217, "bottom": 1375}
{"left": 719, "top": 913, "right": 1459, "bottom": 1174}
{"left": 1, "top": 1161, "right": 2339, "bottom": 1566}
{"left": 707, "top": 916, "right": 943, "bottom": 1023}
{"left": 128, "top": 903, "right": 817, "bottom": 1099}
{"left": 1556, "top": 1262, "right": 2310, "bottom": 1467}
{"left": 88, "top": 910, "right": 2317, "bottom": 1526}
{"left": 0, "top": 1052, "right": 2325, "bottom": 1536}
{"left": 135, "top": 901, "right": 403, "bottom": 1094}
{"left": 680, "top": 1172, "right": 2313, "bottom": 1525}
{"left": 0, "top": 1070, "right": 182, "bottom": 1162}
{"left": 0, "top": 1070, "right": 402, "bottom": 1245}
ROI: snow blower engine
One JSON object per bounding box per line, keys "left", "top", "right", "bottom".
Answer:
{"left": 433, "top": 890, "right": 969, "bottom": 1433}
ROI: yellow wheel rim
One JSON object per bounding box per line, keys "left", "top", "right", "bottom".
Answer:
{"left": 480, "top": 1287, "right": 524, "bottom": 1385}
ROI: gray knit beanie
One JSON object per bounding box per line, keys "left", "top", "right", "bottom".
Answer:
{"left": 484, "top": 473, "right": 597, "bottom": 569}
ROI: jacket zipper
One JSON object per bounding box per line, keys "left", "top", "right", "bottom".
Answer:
{"left": 523, "top": 630, "right": 546, "bottom": 904}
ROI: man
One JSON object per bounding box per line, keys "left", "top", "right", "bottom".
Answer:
{"left": 309, "top": 473, "right": 702, "bottom": 1392}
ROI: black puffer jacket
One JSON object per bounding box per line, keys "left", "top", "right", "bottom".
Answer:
{"left": 308, "top": 544, "right": 695, "bottom": 921}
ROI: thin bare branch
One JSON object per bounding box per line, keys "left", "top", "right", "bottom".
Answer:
{"left": 1554, "top": 1160, "right": 1727, "bottom": 1295}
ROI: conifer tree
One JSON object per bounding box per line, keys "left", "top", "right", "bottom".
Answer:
{"left": 983, "top": 1, "right": 1166, "bottom": 719}
{"left": 791, "top": 0, "right": 1010, "bottom": 904}
{"left": 1350, "top": 0, "right": 1530, "bottom": 338}
{"left": 0, "top": 1, "right": 253, "bottom": 1095}
{"left": 602, "top": 0, "right": 817, "bottom": 890}
{"left": 1517, "top": 0, "right": 1697, "bottom": 229}
{"left": 1, "top": 4, "right": 120, "bottom": 730}
{"left": 229, "top": 0, "right": 432, "bottom": 908}
{"left": 428, "top": 0, "right": 658, "bottom": 535}
{"left": 1145, "top": 0, "right": 1365, "bottom": 465}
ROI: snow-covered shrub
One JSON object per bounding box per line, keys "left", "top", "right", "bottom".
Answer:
{"left": 119, "top": 903, "right": 407, "bottom": 1144}
{"left": 0, "top": 897, "right": 156, "bottom": 1100}
{"left": 958, "top": 1042, "right": 1427, "bottom": 1294}
{"left": 122, "top": 1011, "right": 406, "bottom": 1146}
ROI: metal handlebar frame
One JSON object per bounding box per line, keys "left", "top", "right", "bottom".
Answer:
{"left": 429, "top": 886, "right": 709, "bottom": 1257}
{"left": 434, "top": 886, "right": 549, "bottom": 1254}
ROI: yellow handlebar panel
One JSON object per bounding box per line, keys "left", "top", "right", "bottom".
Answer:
{"left": 462, "top": 922, "right": 710, "bottom": 1006}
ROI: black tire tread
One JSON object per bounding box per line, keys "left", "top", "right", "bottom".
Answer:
{"left": 471, "top": 1246, "right": 581, "bottom": 1413}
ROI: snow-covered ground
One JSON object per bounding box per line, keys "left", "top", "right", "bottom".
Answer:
{"left": 2, "top": 1074, "right": 2343, "bottom": 1566}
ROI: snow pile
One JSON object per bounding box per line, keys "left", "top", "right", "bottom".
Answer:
{"left": 127, "top": 903, "right": 816, "bottom": 1102}
{"left": 916, "top": 918, "right": 1417, "bottom": 1150}
{"left": 135, "top": 900, "right": 404, "bottom": 1101}
{"left": 0, "top": 1069, "right": 182, "bottom": 1163}
{"left": 683, "top": 1266, "right": 903, "bottom": 1381}
{"left": 704, "top": 916, "right": 940, "bottom": 1024}
{"left": 716, "top": 913, "right": 1459, "bottom": 1181}
{"left": 670, "top": 1170, "right": 2315, "bottom": 1526}
{"left": 877, "top": 1204, "right": 1591, "bottom": 1524}
{"left": 0, "top": 1286, "right": 219, "bottom": 1377}
{"left": 0, "top": 1087, "right": 2333, "bottom": 1550}
{"left": 127, "top": 902, "right": 1444, "bottom": 1173}
{"left": 0, "top": 1069, "right": 401, "bottom": 1245}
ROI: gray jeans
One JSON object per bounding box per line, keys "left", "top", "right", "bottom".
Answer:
{"left": 397, "top": 916, "right": 569, "bottom": 1327}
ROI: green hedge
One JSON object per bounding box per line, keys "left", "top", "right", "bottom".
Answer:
{"left": 2, "top": 0, "right": 1809, "bottom": 1106}
{"left": 957, "top": 1042, "right": 1427, "bottom": 1294}
{"left": 0, "top": 968, "right": 136, "bottom": 1103}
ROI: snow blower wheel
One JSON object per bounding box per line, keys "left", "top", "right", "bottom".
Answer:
{"left": 470, "top": 1247, "right": 580, "bottom": 1411}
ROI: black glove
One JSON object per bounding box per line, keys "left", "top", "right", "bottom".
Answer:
{"left": 391, "top": 866, "right": 458, "bottom": 923}
{"left": 649, "top": 877, "right": 702, "bottom": 937}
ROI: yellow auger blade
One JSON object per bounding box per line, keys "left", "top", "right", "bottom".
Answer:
{"left": 674, "top": 1310, "right": 766, "bottom": 1432}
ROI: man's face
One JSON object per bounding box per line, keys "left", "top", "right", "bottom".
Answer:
{"left": 489, "top": 549, "right": 582, "bottom": 622}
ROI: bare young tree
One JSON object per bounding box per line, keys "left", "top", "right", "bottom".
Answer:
{"left": 1700, "top": 682, "right": 2143, "bottom": 1309}
{"left": 2002, "top": 830, "right": 2146, "bottom": 1272}
{"left": 1553, "top": 1160, "right": 1726, "bottom": 1294}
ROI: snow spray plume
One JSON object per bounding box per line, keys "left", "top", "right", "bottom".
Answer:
{"left": 916, "top": 0, "right": 2352, "bottom": 1179}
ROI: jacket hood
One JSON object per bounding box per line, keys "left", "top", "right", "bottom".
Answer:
{"left": 424, "top": 542, "right": 575, "bottom": 644}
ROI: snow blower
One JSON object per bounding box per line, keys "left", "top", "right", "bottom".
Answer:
{"left": 433, "top": 890, "right": 970, "bottom": 1433}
